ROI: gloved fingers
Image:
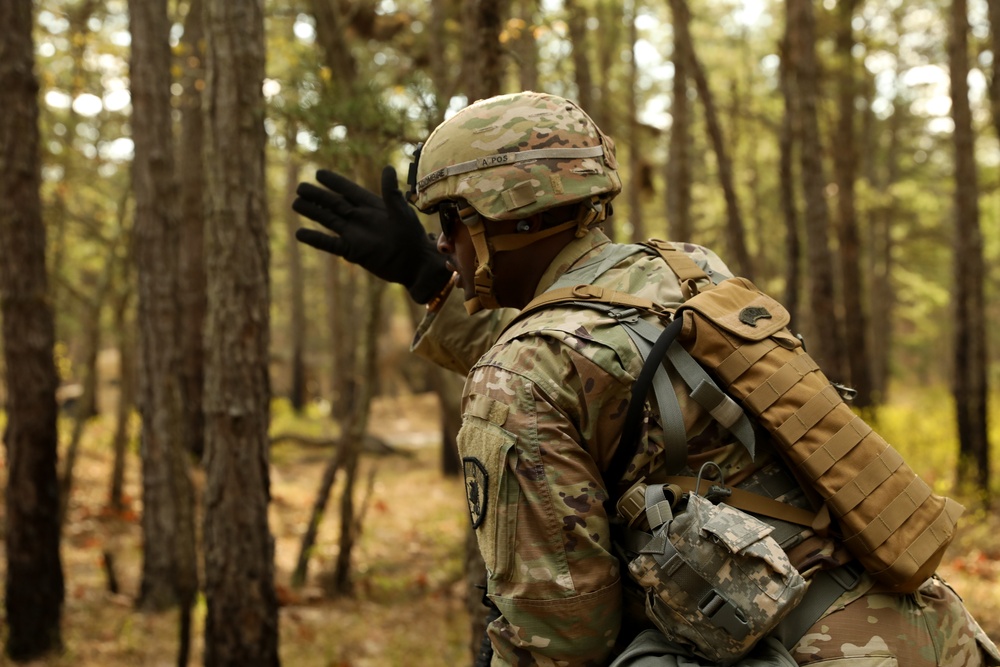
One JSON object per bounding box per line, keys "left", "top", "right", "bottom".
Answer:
{"left": 315, "top": 169, "right": 383, "bottom": 209}
{"left": 294, "top": 182, "right": 359, "bottom": 219}
{"left": 381, "top": 165, "right": 403, "bottom": 199}
{"left": 382, "top": 165, "right": 425, "bottom": 230}
{"left": 291, "top": 195, "right": 348, "bottom": 234}
{"left": 295, "top": 228, "right": 347, "bottom": 256}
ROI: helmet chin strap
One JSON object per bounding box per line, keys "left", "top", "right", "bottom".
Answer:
{"left": 461, "top": 197, "right": 611, "bottom": 315}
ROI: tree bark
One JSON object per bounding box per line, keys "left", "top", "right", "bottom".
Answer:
{"left": 283, "top": 128, "right": 308, "bottom": 411}
{"left": 832, "top": 0, "right": 873, "bottom": 408}
{"left": 177, "top": 0, "right": 208, "bottom": 461}
{"left": 627, "top": 0, "right": 646, "bottom": 241}
{"left": 948, "top": 0, "right": 989, "bottom": 496}
{"left": 671, "top": 0, "right": 753, "bottom": 279}
{"left": 129, "top": 0, "right": 199, "bottom": 626}
{"left": 0, "top": 1, "right": 65, "bottom": 658}
{"left": 566, "top": 0, "right": 594, "bottom": 112}
{"left": 778, "top": 34, "right": 801, "bottom": 329}
{"left": 202, "top": 0, "right": 280, "bottom": 663}
{"left": 666, "top": 17, "right": 693, "bottom": 243}
{"left": 787, "top": 0, "right": 846, "bottom": 380}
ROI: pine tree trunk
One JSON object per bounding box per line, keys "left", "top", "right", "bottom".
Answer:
{"left": 202, "top": 0, "right": 280, "bottom": 663}
{"left": 177, "top": 0, "right": 208, "bottom": 461}
{"left": 666, "top": 20, "right": 693, "bottom": 243}
{"left": 787, "top": 0, "right": 846, "bottom": 380}
{"left": 129, "top": 0, "right": 198, "bottom": 622}
{"left": 627, "top": 1, "right": 646, "bottom": 242}
{"left": 778, "top": 34, "right": 801, "bottom": 329}
{"left": 671, "top": 0, "right": 753, "bottom": 279}
{"left": 948, "top": 0, "right": 990, "bottom": 496}
{"left": 832, "top": 0, "right": 873, "bottom": 408}
{"left": 566, "top": 0, "right": 594, "bottom": 112}
{"left": 283, "top": 132, "right": 308, "bottom": 411}
{"left": 0, "top": 1, "right": 65, "bottom": 657}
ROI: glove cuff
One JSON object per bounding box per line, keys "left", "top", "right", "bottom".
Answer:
{"left": 406, "top": 260, "right": 455, "bottom": 304}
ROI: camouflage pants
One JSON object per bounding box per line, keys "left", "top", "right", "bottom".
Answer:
{"left": 792, "top": 576, "right": 1000, "bottom": 666}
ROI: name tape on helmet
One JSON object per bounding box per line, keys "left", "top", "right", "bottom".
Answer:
{"left": 416, "top": 145, "right": 606, "bottom": 193}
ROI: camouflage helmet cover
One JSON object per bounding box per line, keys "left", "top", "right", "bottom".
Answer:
{"left": 409, "top": 91, "right": 622, "bottom": 221}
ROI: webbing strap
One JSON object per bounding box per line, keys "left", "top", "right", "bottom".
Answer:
{"left": 643, "top": 483, "right": 675, "bottom": 530}
{"left": 717, "top": 338, "right": 779, "bottom": 384}
{"left": 800, "top": 416, "right": 872, "bottom": 481}
{"left": 616, "top": 320, "right": 689, "bottom": 474}
{"left": 640, "top": 239, "right": 712, "bottom": 283}
{"left": 844, "top": 476, "right": 931, "bottom": 554}
{"left": 774, "top": 562, "right": 864, "bottom": 650}
{"left": 415, "top": 144, "right": 607, "bottom": 191}
{"left": 663, "top": 476, "right": 817, "bottom": 528}
{"left": 609, "top": 318, "right": 686, "bottom": 487}
{"left": 665, "top": 343, "right": 756, "bottom": 459}
{"left": 828, "top": 444, "right": 904, "bottom": 515}
{"left": 744, "top": 356, "right": 820, "bottom": 414}
{"left": 775, "top": 385, "right": 842, "bottom": 445}
{"left": 518, "top": 285, "right": 663, "bottom": 322}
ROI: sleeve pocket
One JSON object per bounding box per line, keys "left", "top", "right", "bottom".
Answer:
{"left": 458, "top": 399, "right": 520, "bottom": 580}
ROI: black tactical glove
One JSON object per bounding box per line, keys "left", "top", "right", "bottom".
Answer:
{"left": 293, "top": 165, "right": 452, "bottom": 304}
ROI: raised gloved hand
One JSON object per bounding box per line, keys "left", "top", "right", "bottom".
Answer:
{"left": 293, "top": 165, "right": 452, "bottom": 304}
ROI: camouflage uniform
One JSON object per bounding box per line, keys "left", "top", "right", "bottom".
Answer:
{"left": 404, "top": 91, "right": 999, "bottom": 667}
{"left": 412, "top": 228, "right": 1000, "bottom": 667}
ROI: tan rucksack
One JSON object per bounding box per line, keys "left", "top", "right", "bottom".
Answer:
{"left": 515, "top": 239, "right": 963, "bottom": 593}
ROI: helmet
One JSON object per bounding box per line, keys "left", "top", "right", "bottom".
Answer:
{"left": 408, "top": 91, "right": 621, "bottom": 220}
{"left": 406, "top": 91, "right": 622, "bottom": 313}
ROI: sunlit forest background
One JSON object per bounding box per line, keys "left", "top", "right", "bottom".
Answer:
{"left": 1, "top": 0, "right": 999, "bottom": 664}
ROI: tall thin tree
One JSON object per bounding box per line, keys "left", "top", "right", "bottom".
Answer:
{"left": 786, "top": 0, "right": 845, "bottom": 379}
{"left": 129, "top": 0, "right": 199, "bottom": 636}
{"left": 948, "top": 0, "right": 990, "bottom": 495}
{"left": 202, "top": 0, "right": 279, "bottom": 663}
{"left": 670, "top": 0, "right": 753, "bottom": 279}
{"left": 0, "top": 0, "right": 65, "bottom": 659}
{"left": 832, "top": 0, "right": 873, "bottom": 407}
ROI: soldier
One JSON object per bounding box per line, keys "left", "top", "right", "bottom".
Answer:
{"left": 293, "top": 91, "right": 999, "bottom": 666}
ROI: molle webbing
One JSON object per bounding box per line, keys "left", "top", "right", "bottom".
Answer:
{"left": 675, "top": 278, "right": 963, "bottom": 591}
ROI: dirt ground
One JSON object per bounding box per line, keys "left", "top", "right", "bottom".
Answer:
{"left": 1, "top": 392, "right": 999, "bottom": 666}
{"left": 1, "top": 393, "right": 472, "bottom": 667}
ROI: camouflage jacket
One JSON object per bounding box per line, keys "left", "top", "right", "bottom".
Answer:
{"left": 414, "top": 228, "right": 753, "bottom": 665}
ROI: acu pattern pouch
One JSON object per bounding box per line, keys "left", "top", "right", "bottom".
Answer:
{"left": 618, "top": 470, "right": 807, "bottom": 666}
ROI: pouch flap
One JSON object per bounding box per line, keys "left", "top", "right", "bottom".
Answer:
{"left": 701, "top": 502, "right": 774, "bottom": 553}
{"left": 678, "top": 278, "right": 790, "bottom": 341}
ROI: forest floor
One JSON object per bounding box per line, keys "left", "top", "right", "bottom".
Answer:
{"left": 1, "top": 390, "right": 1000, "bottom": 667}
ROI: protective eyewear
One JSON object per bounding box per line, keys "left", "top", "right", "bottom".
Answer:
{"left": 438, "top": 200, "right": 475, "bottom": 238}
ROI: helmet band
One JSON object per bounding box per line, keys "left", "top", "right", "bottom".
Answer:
{"left": 415, "top": 144, "right": 607, "bottom": 194}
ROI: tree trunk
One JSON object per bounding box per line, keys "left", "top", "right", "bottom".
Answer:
{"left": 778, "top": 34, "right": 801, "bottom": 329}
{"left": 202, "top": 0, "right": 280, "bottom": 663}
{"left": 511, "top": 0, "right": 540, "bottom": 92}
{"left": 671, "top": 0, "right": 753, "bottom": 279}
{"left": 177, "top": 0, "right": 208, "bottom": 462}
{"left": 666, "top": 18, "right": 693, "bottom": 243}
{"left": 463, "top": 0, "right": 505, "bottom": 101}
{"left": 627, "top": 0, "right": 646, "bottom": 242}
{"left": 832, "top": 0, "right": 873, "bottom": 408}
{"left": 0, "top": 1, "right": 65, "bottom": 658}
{"left": 948, "top": 0, "right": 989, "bottom": 496}
{"left": 990, "top": 0, "right": 1000, "bottom": 150}
{"left": 283, "top": 129, "right": 308, "bottom": 411}
{"left": 129, "top": 0, "right": 199, "bottom": 628}
{"left": 332, "top": 272, "right": 387, "bottom": 594}
{"left": 566, "top": 0, "right": 594, "bottom": 111}
{"left": 109, "top": 287, "right": 136, "bottom": 512}
{"left": 787, "top": 0, "right": 846, "bottom": 380}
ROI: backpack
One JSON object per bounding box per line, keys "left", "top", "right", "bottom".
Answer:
{"left": 515, "top": 238, "right": 962, "bottom": 589}
{"left": 508, "top": 239, "right": 964, "bottom": 659}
